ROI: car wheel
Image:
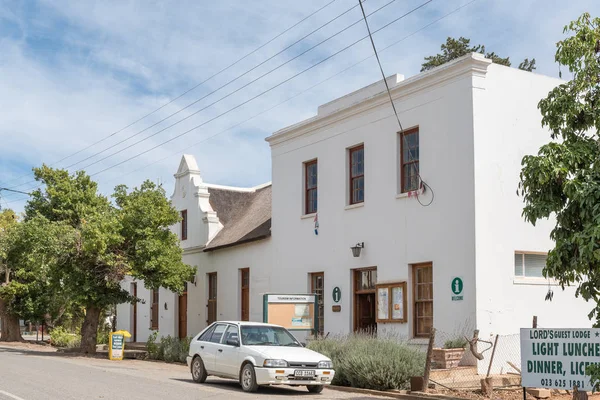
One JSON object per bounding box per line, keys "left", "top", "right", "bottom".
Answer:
{"left": 191, "top": 356, "right": 208, "bottom": 383}
{"left": 240, "top": 363, "right": 259, "bottom": 392}
{"left": 307, "top": 385, "right": 324, "bottom": 394}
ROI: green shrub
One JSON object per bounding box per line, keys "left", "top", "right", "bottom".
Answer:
{"left": 307, "top": 332, "right": 425, "bottom": 391}
{"left": 146, "top": 332, "right": 189, "bottom": 363}
{"left": 443, "top": 337, "right": 468, "bottom": 349}
{"left": 97, "top": 323, "right": 111, "bottom": 345}
{"left": 50, "top": 326, "right": 81, "bottom": 348}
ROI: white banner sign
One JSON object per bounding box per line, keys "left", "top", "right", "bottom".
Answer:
{"left": 267, "top": 294, "right": 315, "bottom": 303}
{"left": 520, "top": 328, "right": 600, "bottom": 391}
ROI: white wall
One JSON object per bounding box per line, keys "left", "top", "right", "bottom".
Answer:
{"left": 268, "top": 56, "right": 487, "bottom": 339}
{"left": 472, "top": 63, "right": 592, "bottom": 345}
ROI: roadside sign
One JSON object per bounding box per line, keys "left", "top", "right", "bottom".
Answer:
{"left": 332, "top": 287, "right": 341, "bottom": 303}
{"left": 451, "top": 277, "right": 463, "bottom": 301}
{"left": 520, "top": 328, "right": 600, "bottom": 391}
{"left": 109, "top": 330, "right": 131, "bottom": 361}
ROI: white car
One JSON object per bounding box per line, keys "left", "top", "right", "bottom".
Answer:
{"left": 186, "top": 321, "right": 335, "bottom": 393}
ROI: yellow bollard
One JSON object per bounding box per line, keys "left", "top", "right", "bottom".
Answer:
{"left": 109, "top": 330, "right": 132, "bottom": 360}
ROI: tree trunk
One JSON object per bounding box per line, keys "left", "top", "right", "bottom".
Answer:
{"left": 80, "top": 306, "right": 101, "bottom": 354}
{"left": 0, "top": 298, "right": 24, "bottom": 342}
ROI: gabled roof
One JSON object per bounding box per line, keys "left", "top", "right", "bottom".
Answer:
{"left": 204, "top": 184, "right": 272, "bottom": 252}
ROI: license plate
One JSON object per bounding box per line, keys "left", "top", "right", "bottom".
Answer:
{"left": 294, "top": 370, "right": 315, "bottom": 377}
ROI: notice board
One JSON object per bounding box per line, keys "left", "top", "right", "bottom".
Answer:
{"left": 263, "top": 294, "right": 318, "bottom": 333}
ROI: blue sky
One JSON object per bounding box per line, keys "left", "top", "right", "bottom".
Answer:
{"left": 0, "top": 0, "right": 598, "bottom": 212}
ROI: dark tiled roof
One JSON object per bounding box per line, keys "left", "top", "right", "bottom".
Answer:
{"left": 204, "top": 185, "right": 271, "bottom": 251}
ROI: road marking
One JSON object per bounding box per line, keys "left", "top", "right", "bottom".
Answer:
{"left": 0, "top": 390, "right": 27, "bottom": 400}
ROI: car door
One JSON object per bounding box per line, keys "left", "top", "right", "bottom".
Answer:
{"left": 214, "top": 324, "right": 242, "bottom": 377}
{"left": 199, "top": 323, "right": 227, "bottom": 373}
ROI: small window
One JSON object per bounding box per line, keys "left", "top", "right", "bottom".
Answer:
{"left": 198, "top": 324, "right": 215, "bottom": 341}
{"left": 514, "top": 252, "right": 546, "bottom": 278}
{"left": 400, "top": 128, "right": 419, "bottom": 193}
{"left": 209, "top": 324, "right": 227, "bottom": 343}
{"left": 181, "top": 210, "right": 188, "bottom": 241}
{"left": 349, "top": 145, "right": 364, "bottom": 204}
{"left": 304, "top": 160, "right": 318, "bottom": 214}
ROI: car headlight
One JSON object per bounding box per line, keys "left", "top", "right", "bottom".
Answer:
{"left": 318, "top": 360, "right": 333, "bottom": 369}
{"left": 263, "top": 359, "right": 288, "bottom": 368}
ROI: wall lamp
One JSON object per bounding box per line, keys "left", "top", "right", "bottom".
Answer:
{"left": 351, "top": 242, "right": 365, "bottom": 257}
{"left": 191, "top": 275, "right": 197, "bottom": 286}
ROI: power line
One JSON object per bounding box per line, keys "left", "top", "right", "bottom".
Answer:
{"left": 4, "top": 0, "right": 479, "bottom": 205}
{"left": 10, "top": 0, "right": 398, "bottom": 194}
{"left": 7, "top": 0, "right": 373, "bottom": 191}
{"left": 2, "top": 0, "right": 338, "bottom": 189}
{"left": 85, "top": 0, "right": 433, "bottom": 179}
{"left": 358, "top": 0, "right": 434, "bottom": 207}
{"left": 57, "top": 0, "right": 480, "bottom": 189}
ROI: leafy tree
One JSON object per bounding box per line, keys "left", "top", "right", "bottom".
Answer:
{"left": 0, "top": 209, "right": 21, "bottom": 341}
{"left": 517, "top": 12, "right": 600, "bottom": 387}
{"left": 25, "top": 166, "right": 194, "bottom": 353}
{"left": 1, "top": 216, "right": 74, "bottom": 341}
{"left": 421, "top": 36, "right": 536, "bottom": 72}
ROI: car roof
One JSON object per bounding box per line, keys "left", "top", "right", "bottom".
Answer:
{"left": 216, "top": 321, "right": 282, "bottom": 327}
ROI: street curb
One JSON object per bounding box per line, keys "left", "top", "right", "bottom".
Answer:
{"left": 327, "top": 385, "right": 469, "bottom": 400}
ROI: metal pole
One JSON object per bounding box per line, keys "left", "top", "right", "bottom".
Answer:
{"left": 423, "top": 328, "right": 436, "bottom": 392}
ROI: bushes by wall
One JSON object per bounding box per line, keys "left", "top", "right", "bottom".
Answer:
{"left": 307, "top": 332, "right": 425, "bottom": 391}
{"left": 147, "top": 332, "right": 190, "bottom": 363}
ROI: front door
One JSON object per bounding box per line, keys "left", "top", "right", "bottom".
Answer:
{"left": 353, "top": 268, "right": 377, "bottom": 333}
{"left": 356, "top": 293, "right": 376, "bottom": 332}
{"left": 131, "top": 282, "right": 137, "bottom": 342}
{"left": 178, "top": 283, "right": 187, "bottom": 339}
{"left": 207, "top": 273, "right": 217, "bottom": 325}
{"left": 240, "top": 269, "right": 249, "bottom": 321}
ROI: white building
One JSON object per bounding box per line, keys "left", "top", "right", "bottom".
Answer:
{"left": 117, "top": 155, "right": 272, "bottom": 343}
{"left": 117, "top": 53, "right": 591, "bottom": 348}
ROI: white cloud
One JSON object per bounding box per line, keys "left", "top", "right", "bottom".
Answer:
{"left": 1, "top": 0, "right": 599, "bottom": 211}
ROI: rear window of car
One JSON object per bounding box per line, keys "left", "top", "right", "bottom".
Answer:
{"left": 208, "top": 324, "right": 227, "bottom": 343}
{"left": 198, "top": 325, "right": 215, "bottom": 341}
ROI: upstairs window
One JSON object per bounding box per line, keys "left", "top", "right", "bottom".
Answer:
{"left": 514, "top": 252, "right": 547, "bottom": 278}
{"left": 349, "top": 145, "right": 364, "bottom": 205}
{"left": 181, "top": 210, "right": 188, "bottom": 241}
{"left": 304, "top": 160, "right": 318, "bottom": 214}
{"left": 401, "top": 128, "right": 419, "bottom": 193}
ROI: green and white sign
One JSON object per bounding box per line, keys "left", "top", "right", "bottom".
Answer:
{"left": 332, "top": 287, "right": 341, "bottom": 303}
{"left": 521, "top": 328, "right": 600, "bottom": 391}
{"left": 451, "top": 277, "right": 463, "bottom": 301}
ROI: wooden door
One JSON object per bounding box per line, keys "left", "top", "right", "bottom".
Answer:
{"left": 240, "top": 269, "right": 249, "bottom": 321}
{"left": 207, "top": 273, "right": 217, "bottom": 325}
{"left": 311, "top": 272, "right": 324, "bottom": 335}
{"left": 178, "top": 283, "right": 188, "bottom": 339}
{"left": 353, "top": 268, "right": 377, "bottom": 333}
{"left": 357, "top": 293, "right": 376, "bottom": 332}
{"left": 151, "top": 288, "right": 159, "bottom": 330}
{"left": 131, "top": 283, "right": 137, "bottom": 342}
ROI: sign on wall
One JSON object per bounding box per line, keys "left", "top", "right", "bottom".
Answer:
{"left": 375, "top": 282, "right": 407, "bottom": 323}
{"left": 520, "top": 328, "right": 600, "bottom": 391}
{"left": 263, "top": 294, "right": 318, "bottom": 333}
{"left": 332, "top": 287, "right": 341, "bottom": 303}
{"left": 451, "top": 277, "right": 463, "bottom": 301}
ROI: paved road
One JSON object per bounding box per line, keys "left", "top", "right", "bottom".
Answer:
{"left": 0, "top": 345, "right": 383, "bottom": 400}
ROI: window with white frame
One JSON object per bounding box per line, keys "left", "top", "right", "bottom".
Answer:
{"left": 514, "top": 252, "right": 547, "bottom": 278}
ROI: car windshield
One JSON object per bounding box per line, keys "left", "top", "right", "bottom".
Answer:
{"left": 240, "top": 325, "right": 301, "bottom": 347}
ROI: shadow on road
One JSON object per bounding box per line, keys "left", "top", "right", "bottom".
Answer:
{"left": 0, "top": 345, "right": 102, "bottom": 359}
{"left": 170, "top": 377, "right": 322, "bottom": 396}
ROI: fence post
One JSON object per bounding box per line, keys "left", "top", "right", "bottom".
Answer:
{"left": 423, "top": 328, "right": 436, "bottom": 392}
{"left": 486, "top": 334, "right": 500, "bottom": 378}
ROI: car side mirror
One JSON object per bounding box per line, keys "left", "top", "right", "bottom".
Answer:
{"left": 227, "top": 338, "right": 240, "bottom": 347}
